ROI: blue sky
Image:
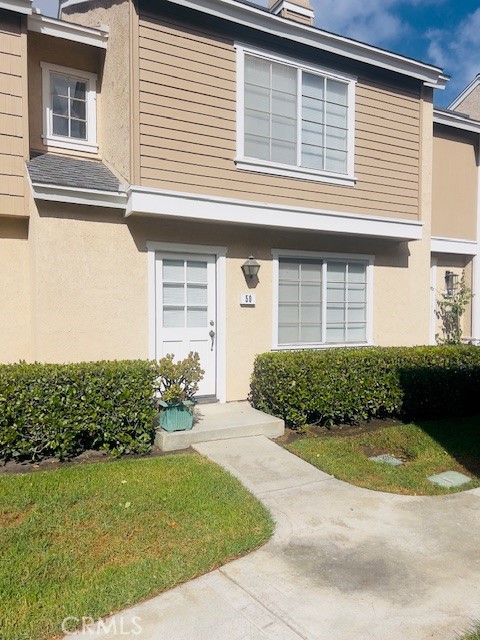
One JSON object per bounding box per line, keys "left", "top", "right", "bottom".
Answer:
{"left": 34, "top": 0, "right": 480, "bottom": 107}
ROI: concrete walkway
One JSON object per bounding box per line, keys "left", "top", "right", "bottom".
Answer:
{"left": 69, "top": 436, "right": 480, "bottom": 640}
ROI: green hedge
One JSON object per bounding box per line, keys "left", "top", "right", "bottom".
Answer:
{"left": 250, "top": 346, "right": 480, "bottom": 428}
{"left": 0, "top": 361, "right": 159, "bottom": 462}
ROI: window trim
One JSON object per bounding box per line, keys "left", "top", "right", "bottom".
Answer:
{"left": 236, "top": 44, "right": 357, "bottom": 186}
{"left": 41, "top": 62, "right": 98, "bottom": 154}
{"left": 272, "top": 249, "right": 374, "bottom": 350}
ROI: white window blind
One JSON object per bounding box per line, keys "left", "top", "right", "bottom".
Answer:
{"left": 278, "top": 258, "right": 367, "bottom": 346}
{"left": 244, "top": 54, "right": 349, "bottom": 175}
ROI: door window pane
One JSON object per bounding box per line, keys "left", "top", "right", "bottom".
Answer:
{"left": 163, "top": 260, "right": 184, "bottom": 282}
{"left": 163, "top": 307, "right": 184, "bottom": 328}
{"left": 187, "top": 307, "right": 208, "bottom": 328}
{"left": 187, "top": 261, "right": 207, "bottom": 283}
{"left": 187, "top": 284, "right": 207, "bottom": 306}
{"left": 163, "top": 284, "right": 184, "bottom": 305}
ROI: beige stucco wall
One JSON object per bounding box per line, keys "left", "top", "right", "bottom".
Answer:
{"left": 137, "top": 11, "right": 422, "bottom": 221}
{"left": 61, "top": 0, "right": 132, "bottom": 181}
{"left": 455, "top": 84, "right": 480, "bottom": 121}
{"left": 0, "top": 217, "right": 31, "bottom": 360}
{"left": 0, "top": 9, "right": 28, "bottom": 218}
{"left": 432, "top": 124, "right": 478, "bottom": 240}
{"left": 27, "top": 31, "right": 102, "bottom": 158}
{"left": 28, "top": 196, "right": 434, "bottom": 400}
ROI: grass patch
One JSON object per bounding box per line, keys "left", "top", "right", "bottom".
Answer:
{"left": 288, "top": 417, "right": 480, "bottom": 495}
{"left": 462, "top": 624, "right": 480, "bottom": 639}
{"left": 0, "top": 455, "right": 274, "bottom": 640}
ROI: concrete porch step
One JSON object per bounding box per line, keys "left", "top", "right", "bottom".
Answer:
{"left": 155, "top": 401, "right": 284, "bottom": 452}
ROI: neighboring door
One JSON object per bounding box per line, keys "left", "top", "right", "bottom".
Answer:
{"left": 155, "top": 252, "right": 217, "bottom": 397}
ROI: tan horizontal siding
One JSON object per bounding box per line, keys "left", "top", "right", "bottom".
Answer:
{"left": 0, "top": 10, "right": 26, "bottom": 216}
{"left": 432, "top": 126, "right": 478, "bottom": 240}
{"left": 138, "top": 13, "right": 421, "bottom": 220}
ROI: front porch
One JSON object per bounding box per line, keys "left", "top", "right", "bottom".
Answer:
{"left": 155, "top": 401, "right": 284, "bottom": 452}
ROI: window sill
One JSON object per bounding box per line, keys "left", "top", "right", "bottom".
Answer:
{"left": 235, "top": 158, "right": 357, "bottom": 187}
{"left": 273, "top": 342, "right": 373, "bottom": 351}
{"left": 42, "top": 135, "right": 99, "bottom": 154}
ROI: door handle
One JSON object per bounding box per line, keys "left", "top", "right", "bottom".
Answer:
{"left": 209, "top": 329, "right": 215, "bottom": 351}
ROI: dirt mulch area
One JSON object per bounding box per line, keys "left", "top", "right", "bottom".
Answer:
{"left": 275, "top": 417, "right": 403, "bottom": 447}
{"left": 0, "top": 445, "right": 191, "bottom": 476}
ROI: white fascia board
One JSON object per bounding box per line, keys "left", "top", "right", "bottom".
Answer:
{"left": 449, "top": 75, "right": 480, "bottom": 110}
{"left": 28, "top": 14, "right": 108, "bottom": 48}
{"left": 433, "top": 109, "right": 480, "bottom": 135}
{"left": 126, "top": 186, "right": 423, "bottom": 241}
{"left": 431, "top": 237, "right": 479, "bottom": 256}
{"left": 161, "top": 0, "right": 447, "bottom": 88}
{"left": 0, "top": 0, "right": 32, "bottom": 14}
{"left": 32, "top": 183, "right": 127, "bottom": 209}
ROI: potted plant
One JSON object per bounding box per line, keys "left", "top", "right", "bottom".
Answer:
{"left": 156, "top": 352, "right": 204, "bottom": 432}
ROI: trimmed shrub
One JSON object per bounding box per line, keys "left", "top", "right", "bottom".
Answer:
{"left": 250, "top": 346, "right": 480, "bottom": 428}
{"left": 0, "top": 360, "right": 159, "bottom": 462}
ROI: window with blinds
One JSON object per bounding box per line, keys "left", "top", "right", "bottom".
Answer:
{"left": 243, "top": 53, "right": 351, "bottom": 176}
{"left": 278, "top": 258, "right": 368, "bottom": 346}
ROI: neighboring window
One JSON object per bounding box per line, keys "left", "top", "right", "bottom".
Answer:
{"left": 237, "top": 47, "right": 356, "bottom": 185}
{"left": 41, "top": 63, "right": 98, "bottom": 153}
{"left": 276, "top": 256, "right": 369, "bottom": 347}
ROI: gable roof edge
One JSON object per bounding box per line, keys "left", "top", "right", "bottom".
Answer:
{"left": 448, "top": 74, "right": 480, "bottom": 110}
{"left": 155, "top": 0, "right": 448, "bottom": 88}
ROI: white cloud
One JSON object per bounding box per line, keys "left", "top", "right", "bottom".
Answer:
{"left": 426, "top": 8, "right": 480, "bottom": 105}
{"left": 310, "top": 0, "right": 409, "bottom": 46}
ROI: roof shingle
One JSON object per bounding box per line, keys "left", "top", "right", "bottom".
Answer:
{"left": 28, "top": 153, "right": 125, "bottom": 193}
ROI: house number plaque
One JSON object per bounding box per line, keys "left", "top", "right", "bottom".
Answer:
{"left": 240, "top": 293, "right": 256, "bottom": 306}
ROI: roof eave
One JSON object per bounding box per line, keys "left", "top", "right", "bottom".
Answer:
{"left": 30, "top": 182, "right": 127, "bottom": 209}
{"left": 27, "top": 13, "right": 109, "bottom": 48}
{"left": 159, "top": 0, "right": 447, "bottom": 87}
{"left": 433, "top": 108, "right": 480, "bottom": 135}
{"left": 0, "top": 0, "right": 33, "bottom": 15}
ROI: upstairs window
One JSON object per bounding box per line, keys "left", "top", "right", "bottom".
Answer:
{"left": 41, "top": 63, "right": 98, "bottom": 153}
{"left": 236, "top": 46, "right": 356, "bottom": 186}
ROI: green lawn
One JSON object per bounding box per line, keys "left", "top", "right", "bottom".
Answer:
{"left": 288, "top": 417, "right": 480, "bottom": 495}
{"left": 462, "top": 624, "right": 480, "bottom": 639}
{"left": 0, "top": 455, "right": 274, "bottom": 640}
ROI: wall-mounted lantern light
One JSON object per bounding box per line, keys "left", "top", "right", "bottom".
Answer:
{"left": 445, "top": 270, "right": 459, "bottom": 297}
{"left": 241, "top": 256, "right": 260, "bottom": 280}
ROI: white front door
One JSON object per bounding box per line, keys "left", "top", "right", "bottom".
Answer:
{"left": 154, "top": 252, "right": 217, "bottom": 397}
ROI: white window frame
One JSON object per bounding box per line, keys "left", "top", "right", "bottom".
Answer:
{"left": 272, "top": 249, "right": 374, "bottom": 350}
{"left": 236, "top": 44, "right": 357, "bottom": 187}
{"left": 41, "top": 62, "right": 98, "bottom": 153}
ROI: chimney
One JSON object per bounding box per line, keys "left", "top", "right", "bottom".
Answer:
{"left": 268, "top": 0, "right": 315, "bottom": 26}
